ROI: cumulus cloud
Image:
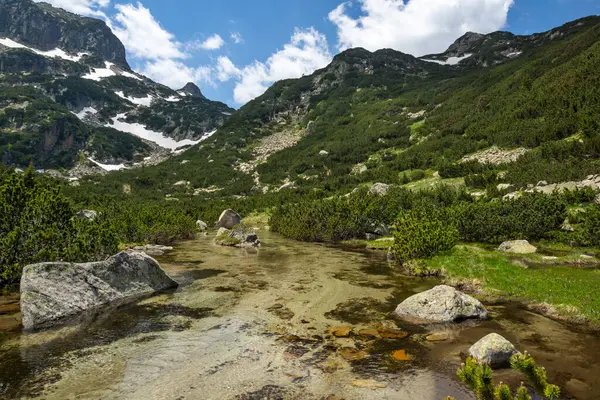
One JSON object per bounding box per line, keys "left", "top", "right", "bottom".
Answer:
{"left": 139, "top": 59, "right": 213, "bottom": 89}
{"left": 230, "top": 32, "right": 244, "bottom": 44}
{"left": 109, "top": 2, "right": 214, "bottom": 89}
{"left": 215, "top": 56, "right": 241, "bottom": 82}
{"left": 33, "top": 0, "right": 110, "bottom": 18}
{"left": 200, "top": 34, "right": 225, "bottom": 50}
{"left": 329, "top": 0, "right": 514, "bottom": 56}
{"left": 111, "top": 3, "right": 185, "bottom": 60}
{"left": 227, "top": 28, "right": 332, "bottom": 104}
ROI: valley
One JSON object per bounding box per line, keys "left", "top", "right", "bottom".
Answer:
{"left": 1, "top": 0, "right": 600, "bottom": 399}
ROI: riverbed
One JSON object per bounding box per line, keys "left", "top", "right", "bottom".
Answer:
{"left": 0, "top": 231, "right": 598, "bottom": 399}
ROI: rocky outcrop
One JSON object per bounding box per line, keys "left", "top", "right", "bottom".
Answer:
{"left": 498, "top": 240, "right": 537, "bottom": 254}
{"left": 0, "top": 0, "right": 128, "bottom": 67}
{"left": 20, "top": 250, "right": 178, "bottom": 330}
{"left": 178, "top": 82, "right": 205, "bottom": 98}
{"left": 196, "top": 220, "right": 208, "bottom": 231}
{"left": 215, "top": 225, "right": 261, "bottom": 247}
{"left": 461, "top": 147, "right": 528, "bottom": 165}
{"left": 369, "top": 183, "right": 390, "bottom": 196}
{"left": 76, "top": 209, "right": 97, "bottom": 221}
{"left": 469, "top": 333, "right": 519, "bottom": 368}
{"left": 394, "top": 285, "right": 488, "bottom": 323}
{"left": 217, "top": 209, "right": 242, "bottom": 229}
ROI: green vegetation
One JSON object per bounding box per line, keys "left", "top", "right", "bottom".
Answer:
{"left": 390, "top": 209, "right": 458, "bottom": 263}
{"left": 423, "top": 245, "right": 600, "bottom": 322}
{"left": 0, "top": 167, "right": 118, "bottom": 284}
{"left": 452, "top": 353, "right": 560, "bottom": 400}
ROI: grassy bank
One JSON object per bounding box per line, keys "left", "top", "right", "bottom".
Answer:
{"left": 422, "top": 245, "right": 600, "bottom": 325}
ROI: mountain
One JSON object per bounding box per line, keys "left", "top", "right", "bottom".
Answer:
{"left": 77, "top": 15, "right": 600, "bottom": 201}
{"left": 0, "top": 0, "right": 233, "bottom": 172}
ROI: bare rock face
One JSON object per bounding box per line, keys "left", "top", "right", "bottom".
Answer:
{"left": 217, "top": 209, "right": 242, "bottom": 229}
{"left": 369, "top": 183, "right": 390, "bottom": 197}
{"left": 20, "top": 250, "right": 178, "bottom": 330}
{"left": 498, "top": 240, "right": 537, "bottom": 254}
{"left": 469, "top": 333, "right": 519, "bottom": 368}
{"left": 394, "top": 285, "right": 488, "bottom": 323}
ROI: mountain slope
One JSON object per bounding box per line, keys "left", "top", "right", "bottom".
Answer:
{"left": 75, "top": 15, "right": 600, "bottom": 201}
{"left": 0, "top": 0, "right": 233, "bottom": 171}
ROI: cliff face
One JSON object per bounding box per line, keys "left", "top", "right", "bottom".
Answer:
{"left": 0, "top": 0, "right": 128, "bottom": 67}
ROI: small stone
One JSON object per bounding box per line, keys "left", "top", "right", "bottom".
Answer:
{"left": 426, "top": 332, "right": 450, "bottom": 342}
{"left": 358, "top": 329, "right": 380, "bottom": 338}
{"left": 469, "top": 333, "right": 519, "bottom": 369}
{"left": 377, "top": 325, "right": 409, "bottom": 339}
{"left": 330, "top": 326, "right": 353, "bottom": 337}
{"left": 498, "top": 240, "right": 537, "bottom": 254}
{"left": 392, "top": 349, "right": 412, "bottom": 361}
{"left": 339, "top": 348, "right": 368, "bottom": 361}
{"left": 351, "top": 379, "right": 388, "bottom": 389}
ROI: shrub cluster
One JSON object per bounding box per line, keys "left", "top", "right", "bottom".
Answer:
{"left": 0, "top": 168, "right": 118, "bottom": 285}
{"left": 390, "top": 209, "right": 458, "bottom": 263}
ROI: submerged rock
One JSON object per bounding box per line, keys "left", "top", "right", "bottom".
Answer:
{"left": 498, "top": 240, "right": 537, "bottom": 254}
{"left": 20, "top": 250, "right": 178, "bottom": 330}
{"left": 469, "top": 333, "right": 519, "bottom": 368}
{"left": 393, "top": 285, "right": 488, "bottom": 323}
{"left": 133, "top": 244, "right": 173, "bottom": 256}
{"left": 217, "top": 209, "right": 242, "bottom": 229}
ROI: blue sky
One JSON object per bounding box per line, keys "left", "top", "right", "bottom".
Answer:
{"left": 41, "top": 1, "right": 600, "bottom": 107}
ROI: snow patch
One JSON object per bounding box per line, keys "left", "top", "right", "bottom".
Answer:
{"left": 119, "top": 70, "right": 142, "bottom": 81}
{"left": 115, "top": 91, "right": 154, "bottom": 107}
{"left": 422, "top": 53, "right": 473, "bottom": 66}
{"left": 222, "top": 112, "right": 232, "bottom": 116}
{"left": 83, "top": 61, "right": 116, "bottom": 81}
{"left": 72, "top": 107, "right": 98, "bottom": 120}
{"left": 505, "top": 51, "right": 522, "bottom": 58}
{"left": 106, "top": 113, "right": 206, "bottom": 150}
{"left": 0, "top": 37, "right": 87, "bottom": 62}
{"left": 88, "top": 158, "right": 127, "bottom": 171}
{"left": 165, "top": 95, "right": 182, "bottom": 102}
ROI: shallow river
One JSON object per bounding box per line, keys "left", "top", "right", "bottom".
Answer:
{"left": 0, "top": 231, "right": 599, "bottom": 399}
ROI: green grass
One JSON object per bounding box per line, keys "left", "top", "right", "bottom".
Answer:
{"left": 423, "top": 245, "right": 600, "bottom": 324}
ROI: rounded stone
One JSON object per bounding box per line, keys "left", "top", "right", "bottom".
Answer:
{"left": 468, "top": 333, "right": 519, "bottom": 369}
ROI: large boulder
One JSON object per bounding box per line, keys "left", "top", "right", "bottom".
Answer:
{"left": 20, "top": 250, "right": 178, "bottom": 330}
{"left": 394, "top": 285, "right": 488, "bottom": 323}
{"left": 217, "top": 209, "right": 242, "bottom": 229}
{"left": 469, "top": 333, "right": 519, "bottom": 369}
{"left": 215, "top": 225, "right": 261, "bottom": 248}
{"left": 369, "top": 183, "right": 390, "bottom": 197}
{"left": 498, "top": 240, "right": 537, "bottom": 254}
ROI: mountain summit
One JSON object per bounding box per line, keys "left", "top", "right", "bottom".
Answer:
{"left": 0, "top": 0, "right": 233, "bottom": 172}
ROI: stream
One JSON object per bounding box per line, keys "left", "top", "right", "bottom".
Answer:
{"left": 0, "top": 231, "right": 598, "bottom": 399}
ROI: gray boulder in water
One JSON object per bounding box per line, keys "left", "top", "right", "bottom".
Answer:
{"left": 215, "top": 225, "right": 261, "bottom": 247}
{"left": 217, "top": 209, "right": 242, "bottom": 229}
{"left": 196, "top": 220, "right": 208, "bottom": 231}
{"left": 20, "top": 250, "right": 178, "bottom": 331}
{"left": 394, "top": 285, "right": 488, "bottom": 323}
{"left": 469, "top": 333, "right": 519, "bottom": 368}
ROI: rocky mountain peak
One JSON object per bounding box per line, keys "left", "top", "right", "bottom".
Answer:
{"left": 445, "top": 31, "right": 484, "bottom": 55}
{"left": 0, "top": 0, "right": 129, "bottom": 68}
{"left": 178, "top": 82, "right": 205, "bottom": 98}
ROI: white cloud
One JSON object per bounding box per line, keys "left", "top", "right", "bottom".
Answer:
{"left": 228, "top": 28, "right": 332, "bottom": 104}
{"left": 111, "top": 2, "right": 185, "bottom": 60}
{"left": 33, "top": 0, "right": 110, "bottom": 18}
{"left": 329, "top": 0, "right": 514, "bottom": 56}
{"left": 199, "top": 34, "right": 225, "bottom": 50}
{"left": 230, "top": 32, "right": 244, "bottom": 44}
{"left": 215, "top": 56, "right": 241, "bottom": 82}
{"left": 139, "top": 59, "right": 213, "bottom": 89}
